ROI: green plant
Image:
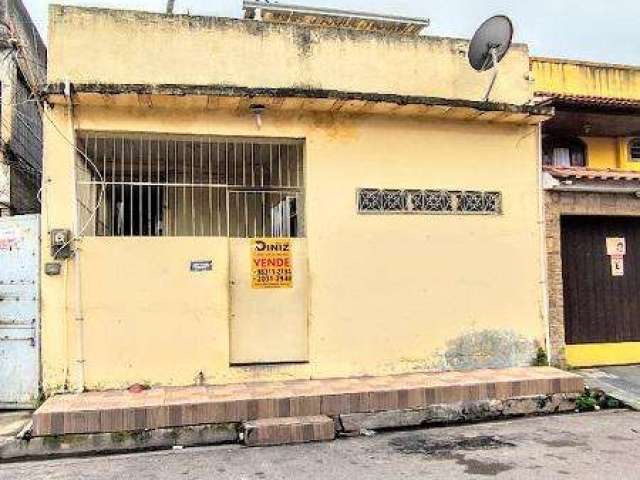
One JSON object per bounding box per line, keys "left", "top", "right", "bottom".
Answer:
{"left": 576, "top": 391, "right": 598, "bottom": 411}
{"left": 31, "top": 390, "right": 48, "bottom": 410}
{"left": 574, "top": 386, "right": 625, "bottom": 412}
{"left": 532, "top": 347, "right": 549, "bottom": 367}
{"left": 590, "top": 389, "right": 623, "bottom": 409}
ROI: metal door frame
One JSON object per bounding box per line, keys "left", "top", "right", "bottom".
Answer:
{"left": 225, "top": 137, "right": 308, "bottom": 365}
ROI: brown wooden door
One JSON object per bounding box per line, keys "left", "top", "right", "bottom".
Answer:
{"left": 561, "top": 215, "right": 640, "bottom": 345}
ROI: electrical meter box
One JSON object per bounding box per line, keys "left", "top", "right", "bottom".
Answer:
{"left": 50, "top": 229, "right": 72, "bottom": 259}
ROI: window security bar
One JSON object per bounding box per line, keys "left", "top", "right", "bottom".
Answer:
{"left": 76, "top": 133, "right": 305, "bottom": 238}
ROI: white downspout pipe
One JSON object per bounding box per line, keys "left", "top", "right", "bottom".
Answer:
{"left": 537, "top": 122, "right": 551, "bottom": 365}
{"left": 65, "top": 80, "right": 85, "bottom": 392}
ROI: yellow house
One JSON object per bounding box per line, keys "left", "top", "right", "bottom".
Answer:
{"left": 40, "top": 4, "right": 551, "bottom": 394}
{"left": 533, "top": 57, "right": 640, "bottom": 367}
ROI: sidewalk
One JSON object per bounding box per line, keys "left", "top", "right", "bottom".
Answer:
{"left": 33, "top": 367, "right": 582, "bottom": 437}
{"left": 0, "top": 411, "right": 31, "bottom": 438}
{"left": 1, "top": 367, "right": 583, "bottom": 461}
{"left": 0, "top": 411, "right": 33, "bottom": 462}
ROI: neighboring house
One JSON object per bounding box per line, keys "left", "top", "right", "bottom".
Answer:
{"left": 0, "top": 0, "right": 45, "bottom": 216}
{"left": 40, "top": 4, "right": 551, "bottom": 393}
{"left": 533, "top": 57, "right": 640, "bottom": 368}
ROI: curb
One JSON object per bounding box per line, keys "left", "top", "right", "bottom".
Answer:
{"left": 0, "top": 423, "right": 238, "bottom": 462}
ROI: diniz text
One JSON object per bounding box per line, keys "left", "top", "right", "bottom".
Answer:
{"left": 254, "top": 240, "right": 290, "bottom": 252}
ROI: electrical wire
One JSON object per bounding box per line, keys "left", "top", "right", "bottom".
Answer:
{"left": 42, "top": 105, "right": 106, "bottom": 242}
{"left": 15, "top": 50, "right": 46, "bottom": 71}
{"left": 4, "top": 24, "right": 106, "bottom": 255}
{"left": 15, "top": 109, "right": 43, "bottom": 144}
{"left": 0, "top": 41, "right": 44, "bottom": 185}
{"left": 2, "top": 14, "right": 76, "bottom": 388}
{"left": 0, "top": 114, "right": 41, "bottom": 174}
{"left": 43, "top": 106, "right": 106, "bottom": 258}
{"left": 0, "top": 49, "right": 13, "bottom": 65}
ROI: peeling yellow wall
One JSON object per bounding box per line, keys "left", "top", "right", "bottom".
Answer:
{"left": 41, "top": 6, "right": 544, "bottom": 392}
{"left": 41, "top": 103, "right": 544, "bottom": 391}
{"left": 577, "top": 136, "right": 640, "bottom": 171}
{"left": 48, "top": 5, "right": 532, "bottom": 105}
{"left": 581, "top": 137, "right": 619, "bottom": 169}
{"left": 532, "top": 57, "right": 640, "bottom": 100}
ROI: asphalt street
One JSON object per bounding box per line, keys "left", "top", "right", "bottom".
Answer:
{"left": 1, "top": 410, "right": 638, "bottom": 479}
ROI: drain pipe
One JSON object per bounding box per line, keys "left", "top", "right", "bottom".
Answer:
{"left": 537, "top": 122, "right": 551, "bottom": 366}
{"left": 65, "top": 80, "right": 85, "bottom": 392}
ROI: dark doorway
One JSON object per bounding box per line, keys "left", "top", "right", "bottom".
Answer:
{"left": 561, "top": 215, "right": 640, "bottom": 345}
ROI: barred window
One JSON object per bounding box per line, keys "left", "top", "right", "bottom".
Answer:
{"left": 76, "top": 133, "right": 305, "bottom": 238}
{"left": 357, "top": 189, "right": 501, "bottom": 215}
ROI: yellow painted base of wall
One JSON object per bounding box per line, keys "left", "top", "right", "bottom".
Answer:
{"left": 566, "top": 343, "right": 640, "bottom": 367}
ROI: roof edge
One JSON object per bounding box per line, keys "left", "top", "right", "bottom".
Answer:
{"left": 43, "top": 82, "right": 551, "bottom": 116}
{"left": 532, "top": 56, "right": 640, "bottom": 72}
{"left": 534, "top": 91, "right": 640, "bottom": 113}
{"left": 48, "top": 4, "right": 529, "bottom": 49}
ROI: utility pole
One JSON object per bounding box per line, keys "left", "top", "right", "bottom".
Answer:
{"left": 166, "top": 0, "right": 175, "bottom": 14}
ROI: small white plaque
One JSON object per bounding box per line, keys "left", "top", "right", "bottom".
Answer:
{"left": 606, "top": 238, "right": 626, "bottom": 256}
{"left": 611, "top": 257, "right": 624, "bottom": 277}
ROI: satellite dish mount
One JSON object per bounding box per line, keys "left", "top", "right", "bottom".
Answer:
{"left": 468, "top": 15, "right": 514, "bottom": 102}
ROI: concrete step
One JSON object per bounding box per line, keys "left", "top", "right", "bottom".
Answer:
{"left": 243, "top": 415, "right": 335, "bottom": 447}
{"left": 32, "top": 367, "right": 584, "bottom": 437}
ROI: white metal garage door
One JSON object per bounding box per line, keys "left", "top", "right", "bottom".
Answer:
{"left": 0, "top": 214, "right": 40, "bottom": 408}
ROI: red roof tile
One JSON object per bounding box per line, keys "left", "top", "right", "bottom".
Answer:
{"left": 543, "top": 166, "right": 640, "bottom": 182}
{"left": 536, "top": 92, "right": 640, "bottom": 109}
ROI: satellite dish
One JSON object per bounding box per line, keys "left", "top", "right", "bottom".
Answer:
{"left": 468, "top": 15, "right": 513, "bottom": 71}
{"left": 468, "top": 15, "right": 514, "bottom": 101}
